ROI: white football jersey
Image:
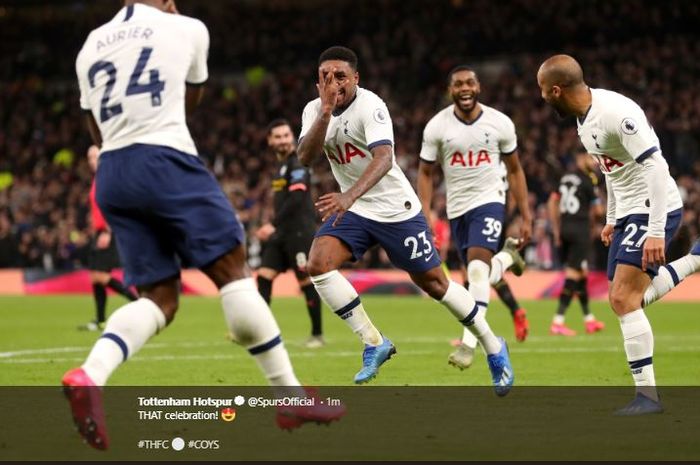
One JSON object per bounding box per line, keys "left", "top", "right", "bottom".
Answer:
{"left": 420, "top": 104, "right": 517, "bottom": 219}
{"left": 76, "top": 3, "right": 208, "bottom": 155}
{"left": 300, "top": 87, "right": 420, "bottom": 222}
{"left": 576, "top": 88, "right": 682, "bottom": 220}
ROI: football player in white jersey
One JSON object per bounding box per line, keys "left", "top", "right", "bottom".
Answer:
{"left": 418, "top": 66, "right": 533, "bottom": 369}
{"left": 537, "top": 54, "right": 700, "bottom": 415}
{"left": 64, "top": 0, "right": 343, "bottom": 449}
{"left": 298, "top": 46, "right": 515, "bottom": 391}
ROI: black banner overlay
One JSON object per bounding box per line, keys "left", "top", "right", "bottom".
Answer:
{"left": 0, "top": 387, "right": 698, "bottom": 461}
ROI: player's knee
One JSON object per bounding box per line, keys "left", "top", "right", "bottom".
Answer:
{"left": 414, "top": 273, "right": 449, "bottom": 300}
{"left": 140, "top": 292, "right": 179, "bottom": 324}
{"left": 609, "top": 288, "right": 634, "bottom": 315}
{"left": 467, "top": 260, "right": 490, "bottom": 284}
{"left": 307, "top": 256, "right": 331, "bottom": 277}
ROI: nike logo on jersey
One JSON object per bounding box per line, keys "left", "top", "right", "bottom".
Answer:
{"left": 424, "top": 252, "right": 435, "bottom": 262}
{"left": 487, "top": 238, "right": 498, "bottom": 243}
{"left": 625, "top": 247, "right": 640, "bottom": 253}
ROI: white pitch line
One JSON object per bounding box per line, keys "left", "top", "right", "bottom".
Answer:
{"left": 3, "top": 346, "right": 700, "bottom": 365}
{"left": 0, "top": 346, "right": 89, "bottom": 358}
{"left": 0, "top": 350, "right": 428, "bottom": 364}
{"left": 2, "top": 333, "right": 699, "bottom": 360}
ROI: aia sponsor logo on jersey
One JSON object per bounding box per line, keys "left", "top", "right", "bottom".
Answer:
{"left": 324, "top": 142, "right": 367, "bottom": 165}
{"left": 449, "top": 150, "right": 492, "bottom": 167}
{"left": 592, "top": 153, "right": 624, "bottom": 173}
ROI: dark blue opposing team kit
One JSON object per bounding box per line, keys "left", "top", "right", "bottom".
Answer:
{"left": 607, "top": 208, "right": 682, "bottom": 281}
{"left": 316, "top": 210, "right": 442, "bottom": 273}
{"left": 96, "top": 143, "right": 245, "bottom": 286}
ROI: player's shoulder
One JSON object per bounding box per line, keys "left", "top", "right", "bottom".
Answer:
{"left": 302, "top": 97, "right": 322, "bottom": 115}
{"left": 592, "top": 88, "right": 643, "bottom": 119}
{"left": 356, "top": 87, "right": 387, "bottom": 106}
{"left": 170, "top": 12, "right": 208, "bottom": 35}
{"left": 355, "top": 87, "right": 392, "bottom": 124}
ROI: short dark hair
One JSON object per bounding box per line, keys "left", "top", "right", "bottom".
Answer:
{"left": 318, "top": 46, "right": 358, "bottom": 70}
{"left": 266, "top": 118, "right": 291, "bottom": 135}
{"left": 447, "top": 65, "right": 478, "bottom": 85}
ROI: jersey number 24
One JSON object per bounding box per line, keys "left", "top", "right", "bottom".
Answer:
{"left": 88, "top": 47, "right": 165, "bottom": 122}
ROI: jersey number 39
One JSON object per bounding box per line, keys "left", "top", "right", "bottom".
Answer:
{"left": 88, "top": 47, "right": 165, "bottom": 122}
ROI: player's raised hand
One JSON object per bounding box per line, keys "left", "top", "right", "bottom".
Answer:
{"left": 600, "top": 224, "right": 614, "bottom": 246}
{"left": 317, "top": 67, "right": 339, "bottom": 114}
{"left": 316, "top": 192, "right": 354, "bottom": 227}
{"left": 642, "top": 236, "right": 665, "bottom": 271}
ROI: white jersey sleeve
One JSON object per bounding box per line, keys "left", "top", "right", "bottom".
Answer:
{"left": 361, "top": 98, "right": 394, "bottom": 149}
{"left": 419, "top": 117, "right": 441, "bottom": 163}
{"left": 185, "top": 20, "right": 209, "bottom": 85}
{"left": 498, "top": 116, "right": 518, "bottom": 155}
{"left": 299, "top": 99, "right": 320, "bottom": 140}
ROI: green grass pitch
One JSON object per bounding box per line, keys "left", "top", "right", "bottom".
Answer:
{"left": 1, "top": 295, "right": 698, "bottom": 386}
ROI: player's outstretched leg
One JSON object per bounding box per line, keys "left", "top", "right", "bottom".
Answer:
{"left": 411, "top": 267, "right": 514, "bottom": 396}
{"left": 311, "top": 269, "right": 394, "bottom": 383}
{"left": 63, "top": 287, "right": 170, "bottom": 450}
{"left": 307, "top": 236, "right": 393, "bottom": 384}
{"left": 208, "top": 246, "right": 345, "bottom": 428}
{"left": 642, "top": 239, "right": 700, "bottom": 307}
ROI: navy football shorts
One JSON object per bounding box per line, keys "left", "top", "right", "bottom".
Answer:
{"left": 315, "top": 211, "right": 442, "bottom": 273}
{"left": 607, "top": 208, "right": 682, "bottom": 281}
{"left": 96, "top": 144, "right": 245, "bottom": 287}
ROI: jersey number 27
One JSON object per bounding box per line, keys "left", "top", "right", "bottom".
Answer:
{"left": 88, "top": 47, "right": 165, "bottom": 122}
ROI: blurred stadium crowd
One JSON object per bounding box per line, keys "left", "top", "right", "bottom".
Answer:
{"left": 1, "top": 0, "right": 698, "bottom": 270}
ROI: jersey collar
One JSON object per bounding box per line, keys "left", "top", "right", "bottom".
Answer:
{"left": 332, "top": 89, "right": 359, "bottom": 117}
{"left": 453, "top": 107, "right": 484, "bottom": 126}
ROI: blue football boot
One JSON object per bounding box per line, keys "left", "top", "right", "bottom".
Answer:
{"left": 353, "top": 337, "right": 396, "bottom": 384}
{"left": 486, "top": 336, "right": 514, "bottom": 397}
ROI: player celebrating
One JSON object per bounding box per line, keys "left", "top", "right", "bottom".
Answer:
{"left": 417, "top": 66, "right": 532, "bottom": 369}
{"left": 547, "top": 149, "right": 606, "bottom": 336}
{"left": 537, "top": 54, "right": 683, "bottom": 415}
{"left": 80, "top": 145, "right": 138, "bottom": 331}
{"left": 256, "top": 119, "right": 324, "bottom": 348}
{"left": 298, "top": 46, "right": 515, "bottom": 392}
{"left": 65, "top": 0, "right": 343, "bottom": 449}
